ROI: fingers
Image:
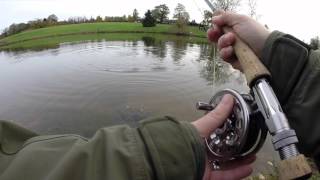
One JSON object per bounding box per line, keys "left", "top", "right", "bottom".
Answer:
{"left": 208, "top": 11, "right": 240, "bottom": 45}
{"left": 217, "top": 32, "right": 235, "bottom": 50}
{"left": 207, "top": 26, "right": 222, "bottom": 42}
{"left": 212, "top": 11, "right": 242, "bottom": 27}
{"left": 208, "top": 27, "right": 237, "bottom": 63}
{"left": 207, "top": 11, "right": 248, "bottom": 71}
{"left": 211, "top": 32, "right": 241, "bottom": 70}
{"left": 210, "top": 164, "right": 253, "bottom": 180}
{"left": 203, "top": 156, "right": 256, "bottom": 180}
{"left": 216, "top": 30, "right": 236, "bottom": 62}
{"left": 206, "top": 156, "right": 256, "bottom": 180}
{"left": 229, "top": 59, "right": 243, "bottom": 71}
{"left": 219, "top": 46, "right": 233, "bottom": 60}
{"left": 192, "top": 94, "right": 234, "bottom": 138}
{"left": 219, "top": 155, "right": 256, "bottom": 170}
{"left": 207, "top": 10, "right": 226, "bottom": 42}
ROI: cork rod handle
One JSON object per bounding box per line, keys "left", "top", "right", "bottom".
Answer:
{"left": 222, "top": 27, "right": 271, "bottom": 87}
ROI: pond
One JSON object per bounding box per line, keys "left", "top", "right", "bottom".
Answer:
{"left": 0, "top": 35, "right": 276, "bottom": 174}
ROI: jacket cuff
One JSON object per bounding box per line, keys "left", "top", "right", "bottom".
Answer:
{"left": 138, "top": 116, "right": 206, "bottom": 180}
{"left": 261, "top": 31, "right": 310, "bottom": 104}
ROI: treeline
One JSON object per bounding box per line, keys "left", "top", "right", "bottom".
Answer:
{"left": 1, "top": 14, "right": 59, "bottom": 37}
{"left": 142, "top": 3, "right": 201, "bottom": 33}
{"left": 0, "top": 9, "right": 141, "bottom": 38}
{"left": 0, "top": 3, "right": 202, "bottom": 38}
{"left": 65, "top": 15, "right": 137, "bottom": 24}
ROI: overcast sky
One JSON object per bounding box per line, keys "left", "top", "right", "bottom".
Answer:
{"left": 0, "top": 0, "right": 319, "bottom": 41}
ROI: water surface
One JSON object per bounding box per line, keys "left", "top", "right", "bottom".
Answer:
{"left": 0, "top": 36, "right": 276, "bottom": 173}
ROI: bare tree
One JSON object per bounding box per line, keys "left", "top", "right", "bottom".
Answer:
{"left": 209, "top": 0, "right": 241, "bottom": 12}
{"left": 310, "top": 36, "right": 320, "bottom": 49}
{"left": 133, "top": 9, "right": 139, "bottom": 22}
{"left": 248, "top": 0, "right": 259, "bottom": 19}
{"left": 173, "top": 3, "right": 190, "bottom": 22}
{"left": 203, "top": 10, "right": 213, "bottom": 25}
{"left": 173, "top": 3, "right": 190, "bottom": 33}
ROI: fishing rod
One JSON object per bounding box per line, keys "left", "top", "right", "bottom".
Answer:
{"left": 197, "top": 1, "right": 312, "bottom": 179}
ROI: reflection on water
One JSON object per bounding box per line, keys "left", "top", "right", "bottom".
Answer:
{"left": 0, "top": 36, "right": 275, "bottom": 173}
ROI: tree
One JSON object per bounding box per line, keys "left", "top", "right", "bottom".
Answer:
{"left": 152, "top": 4, "right": 170, "bottom": 23}
{"left": 28, "top": 19, "right": 47, "bottom": 29}
{"left": 1, "top": 22, "right": 31, "bottom": 37}
{"left": 248, "top": 0, "right": 258, "bottom": 19}
{"left": 127, "top": 15, "right": 134, "bottom": 22}
{"left": 189, "top": 20, "right": 198, "bottom": 26}
{"left": 173, "top": 3, "right": 190, "bottom": 33}
{"left": 173, "top": 3, "right": 190, "bottom": 23}
{"left": 209, "top": 0, "right": 241, "bottom": 11}
{"left": 67, "top": 16, "right": 87, "bottom": 24}
{"left": 1, "top": 28, "right": 9, "bottom": 37}
{"left": 96, "top": 16, "right": 103, "bottom": 22}
{"left": 203, "top": 10, "right": 213, "bottom": 25}
{"left": 310, "top": 36, "right": 320, "bottom": 49}
{"left": 142, "top": 10, "right": 156, "bottom": 27}
{"left": 198, "top": 10, "right": 213, "bottom": 32}
{"left": 47, "top": 14, "right": 58, "bottom": 23}
{"left": 122, "top": 15, "right": 127, "bottom": 22}
{"left": 133, "top": 9, "right": 139, "bottom": 22}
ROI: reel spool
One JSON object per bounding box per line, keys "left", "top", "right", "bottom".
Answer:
{"left": 196, "top": 89, "right": 268, "bottom": 169}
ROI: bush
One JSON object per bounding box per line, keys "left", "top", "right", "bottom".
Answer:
{"left": 189, "top": 20, "right": 199, "bottom": 26}
{"left": 142, "top": 10, "right": 156, "bottom": 27}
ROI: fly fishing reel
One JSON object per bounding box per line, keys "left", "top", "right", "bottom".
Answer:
{"left": 196, "top": 89, "right": 268, "bottom": 169}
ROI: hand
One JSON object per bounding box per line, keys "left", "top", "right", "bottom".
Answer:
{"left": 192, "top": 94, "right": 255, "bottom": 180}
{"left": 207, "top": 11, "right": 270, "bottom": 70}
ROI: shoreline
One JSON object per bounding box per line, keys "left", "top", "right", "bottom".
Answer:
{"left": 0, "top": 31, "right": 206, "bottom": 48}
{"left": 0, "top": 22, "right": 207, "bottom": 50}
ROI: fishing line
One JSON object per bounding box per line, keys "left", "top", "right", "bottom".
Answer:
{"left": 190, "top": 0, "right": 218, "bottom": 89}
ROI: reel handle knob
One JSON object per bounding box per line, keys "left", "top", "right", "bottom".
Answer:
{"left": 196, "top": 102, "right": 214, "bottom": 111}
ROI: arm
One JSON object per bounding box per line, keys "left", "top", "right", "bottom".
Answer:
{"left": 0, "top": 117, "right": 205, "bottom": 180}
{"left": 0, "top": 95, "right": 254, "bottom": 180}
{"left": 261, "top": 32, "right": 320, "bottom": 166}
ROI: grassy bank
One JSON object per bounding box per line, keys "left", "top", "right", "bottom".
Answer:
{"left": 0, "top": 22, "right": 207, "bottom": 50}
{"left": 0, "top": 33, "right": 209, "bottom": 51}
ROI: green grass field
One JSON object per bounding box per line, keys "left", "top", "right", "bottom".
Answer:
{"left": 0, "top": 22, "right": 208, "bottom": 50}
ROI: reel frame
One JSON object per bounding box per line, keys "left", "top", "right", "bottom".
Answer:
{"left": 197, "top": 89, "right": 268, "bottom": 169}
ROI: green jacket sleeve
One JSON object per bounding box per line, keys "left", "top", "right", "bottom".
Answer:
{"left": 0, "top": 117, "right": 206, "bottom": 180}
{"left": 261, "top": 31, "right": 320, "bottom": 164}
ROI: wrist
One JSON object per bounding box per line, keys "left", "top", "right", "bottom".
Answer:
{"left": 254, "top": 29, "right": 271, "bottom": 58}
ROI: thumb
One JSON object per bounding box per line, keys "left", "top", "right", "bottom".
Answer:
{"left": 192, "top": 94, "right": 234, "bottom": 137}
